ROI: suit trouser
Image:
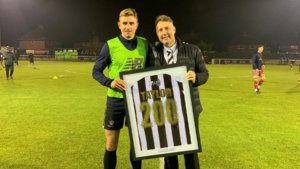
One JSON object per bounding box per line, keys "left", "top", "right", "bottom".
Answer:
{"left": 164, "top": 153, "right": 200, "bottom": 169}
{"left": 165, "top": 112, "right": 201, "bottom": 169}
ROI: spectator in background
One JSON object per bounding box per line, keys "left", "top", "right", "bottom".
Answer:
{"left": 14, "top": 49, "right": 19, "bottom": 65}
{"left": 280, "top": 56, "right": 286, "bottom": 65}
{"left": 2, "top": 47, "right": 16, "bottom": 80}
{"left": 77, "top": 48, "right": 82, "bottom": 56}
{"left": 28, "top": 53, "right": 34, "bottom": 65}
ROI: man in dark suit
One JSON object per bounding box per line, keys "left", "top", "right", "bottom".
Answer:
{"left": 147, "top": 15, "right": 209, "bottom": 169}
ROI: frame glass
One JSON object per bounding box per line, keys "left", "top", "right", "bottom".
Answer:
{"left": 120, "top": 64, "right": 201, "bottom": 160}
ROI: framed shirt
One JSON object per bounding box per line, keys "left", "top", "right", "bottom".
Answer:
{"left": 120, "top": 64, "right": 201, "bottom": 160}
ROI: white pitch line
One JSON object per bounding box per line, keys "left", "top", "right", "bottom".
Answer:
{"left": 65, "top": 69, "right": 90, "bottom": 75}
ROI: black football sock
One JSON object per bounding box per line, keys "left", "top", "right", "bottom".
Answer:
{"left": 104, "top": 150, "right": 116, "bottom": 169}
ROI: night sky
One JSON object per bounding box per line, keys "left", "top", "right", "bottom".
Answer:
{"left": 1, "top": 0, "right": 300, "bottom": 50}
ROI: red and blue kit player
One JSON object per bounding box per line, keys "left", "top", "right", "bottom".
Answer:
{"left": 252, "top": 45, "right": 265, "bottom": 94}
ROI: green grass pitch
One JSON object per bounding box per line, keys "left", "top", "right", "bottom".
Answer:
{"left": 0, "top": 61, "right": 299, "bottom": 169}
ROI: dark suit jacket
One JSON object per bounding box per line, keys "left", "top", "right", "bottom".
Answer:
{"left": 146, "top": 37, "right": 209, "bottom": 118}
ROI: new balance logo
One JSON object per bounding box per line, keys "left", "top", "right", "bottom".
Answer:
{"left": 124, "top": 58, "right": 144, "bottom": 70}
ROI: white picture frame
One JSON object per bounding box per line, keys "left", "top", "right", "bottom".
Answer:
{"left": 120, "top": 64, "right": 201, "bottom": 160}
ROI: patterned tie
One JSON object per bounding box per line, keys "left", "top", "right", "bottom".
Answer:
{"left": 167, "top": 50, "right": 174, "bottom": 64}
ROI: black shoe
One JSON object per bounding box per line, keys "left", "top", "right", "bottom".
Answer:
{"left": 10, "top": 76, "right": 13, "bottom": 79}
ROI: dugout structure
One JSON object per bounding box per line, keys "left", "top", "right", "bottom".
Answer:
{"left": 212, "top": 58, "right": 251, "bottom": 64}
{"left": 55, "top": 49, "right": 78, "bottom": 60}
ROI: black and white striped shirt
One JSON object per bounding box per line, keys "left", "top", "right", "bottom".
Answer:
{"left": 131, "top": 74, "right": 191, "bottom": 151}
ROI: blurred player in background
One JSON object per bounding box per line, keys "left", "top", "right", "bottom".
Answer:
{"left": 28, "top": 53, "right": 34, "bottom": 65}
{"left": 289, "top": 57, "right": 296, "bottom": 70}
{"left": 252, "top": 45, "right": 265, "bottom": 94}
{"left": 14, "top": 49, "right": 19, "bottom": 65}
{"left": 2, "top": 47, "right": 16, "bottom": 80}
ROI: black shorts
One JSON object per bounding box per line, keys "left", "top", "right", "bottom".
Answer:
{"left": 103, "top": 98, "right": 126, "bottom": 130}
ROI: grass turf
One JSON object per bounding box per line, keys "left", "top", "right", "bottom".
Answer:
{"left": 0, "top": 61, "right": 299, "bottom": 169}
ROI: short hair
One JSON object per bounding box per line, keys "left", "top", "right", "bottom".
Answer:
{"left": 155, "top": 15, "right": 174, "bottom": 27}
{"left": 119, "top": 8, "right": 138, "bottom": 20}
{"left": 257, "top": 44, "right": 264, "bottom": 48}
